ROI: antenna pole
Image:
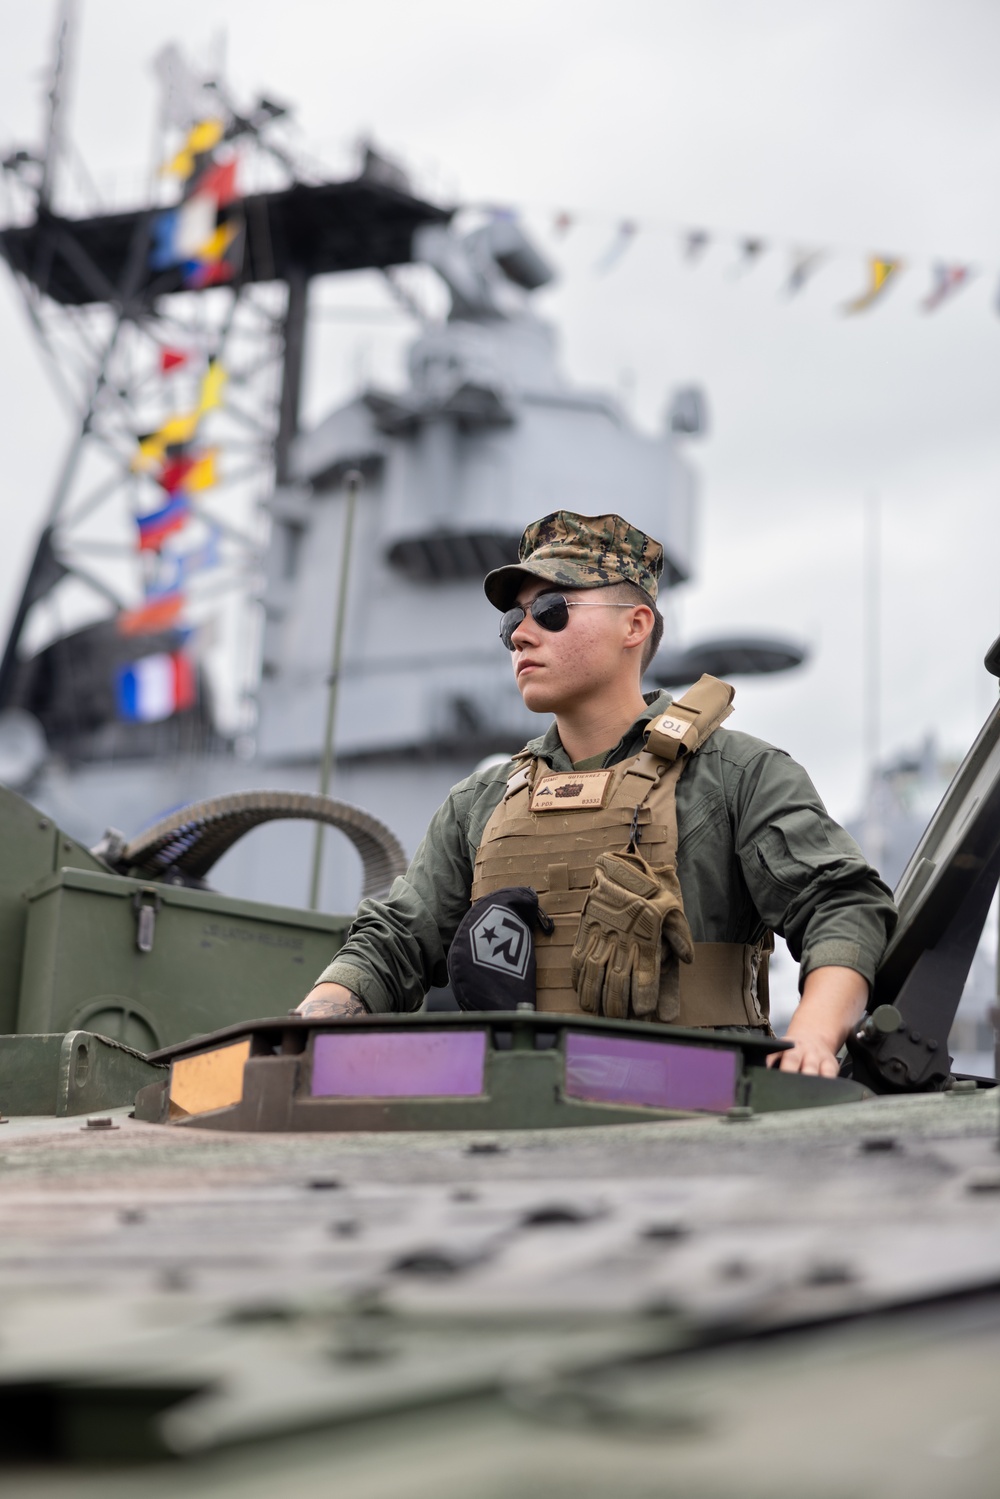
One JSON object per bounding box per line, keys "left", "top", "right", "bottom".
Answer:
{"left": 275, "top": 266, "right": 307, "bottom": 483}
{"left": 39, "top": 0, "right": 76, "bottom": 213}
{"left": 308, "top": 468, "right": 362, "bottom": 910}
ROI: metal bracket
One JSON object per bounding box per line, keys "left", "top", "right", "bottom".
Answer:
{"left": 849, "top": 845, "right": 1000, "bottom": 1091}
{"left": 132, "top": 888, "right": 162, "bottom": 954}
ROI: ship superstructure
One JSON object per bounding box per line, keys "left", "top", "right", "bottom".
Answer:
{"left": 257, "top": 214, "right": 700, "bottom": 773}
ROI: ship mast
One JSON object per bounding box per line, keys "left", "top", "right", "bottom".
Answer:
{"left": 0, "top": 17, "right": 450, "bottom": 761}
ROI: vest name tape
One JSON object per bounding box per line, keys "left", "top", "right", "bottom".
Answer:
{"left": 530, "top": 769, "right": 612, "bottom": 813}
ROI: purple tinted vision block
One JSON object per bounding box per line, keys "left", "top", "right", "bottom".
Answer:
{"left": 311, "top": 1030, "right": 487, "bottom": 1099}
{"left": 565, "top": 1032, "right": 738, "bottom": 1114}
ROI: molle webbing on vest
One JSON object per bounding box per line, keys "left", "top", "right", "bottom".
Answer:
{"left": 471, "top": 676, "right": 769, "bottom": 1028}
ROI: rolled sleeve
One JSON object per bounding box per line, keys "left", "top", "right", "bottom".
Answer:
{"left": 314, "top": 958, "right": 394, "bottom": 1013}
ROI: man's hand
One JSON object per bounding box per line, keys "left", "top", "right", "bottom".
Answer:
{"left": 768, "top": 965, "right": 868, "bottom": 1077}
{"left": 774, "top": 1033, "right": 844, "bottom": 1077}
{"left": 294, "top": 982, "right": 368, "bottom": 1020}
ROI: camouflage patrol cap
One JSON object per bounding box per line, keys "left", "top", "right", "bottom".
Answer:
{"left": 484, "top": 510, "right": 664, "bottom": 611}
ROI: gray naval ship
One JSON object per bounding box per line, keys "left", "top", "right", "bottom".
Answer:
{"left": 0, "top": 127, "right": 803, "bottom": 917}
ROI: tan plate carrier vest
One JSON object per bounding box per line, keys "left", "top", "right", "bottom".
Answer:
{"left": 470, "top": 675, "right": 772, "bottom": 1029}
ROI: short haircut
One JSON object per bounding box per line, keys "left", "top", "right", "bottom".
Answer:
{"left": 603, "top": 581, "right": 664, "bottom": 674}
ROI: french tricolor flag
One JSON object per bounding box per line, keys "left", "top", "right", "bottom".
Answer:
{"left": 116, "top": 652, "right": 196, "bottom": 723}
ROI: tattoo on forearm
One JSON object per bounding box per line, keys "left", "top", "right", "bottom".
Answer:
{"left": 298, "top": 995, "right": 367, "bottom": 1019}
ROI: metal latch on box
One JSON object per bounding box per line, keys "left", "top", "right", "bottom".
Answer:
{"left": 132, "top": 889, "right": 162, "bottom": 954}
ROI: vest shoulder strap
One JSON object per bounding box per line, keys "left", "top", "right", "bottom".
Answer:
{"left": 644, "top": 674, "right": 735, "bottom": 763}
{"left": 499, "top": 672, "right": 733, "bottom": 810}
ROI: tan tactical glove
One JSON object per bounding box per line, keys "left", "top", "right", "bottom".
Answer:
{"left": 571, "top": 851, "right": 694, "bottom": 1022}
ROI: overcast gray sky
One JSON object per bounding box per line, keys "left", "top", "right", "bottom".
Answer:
{"left": 1, "top": 0, "right": 999, "bottom": 822}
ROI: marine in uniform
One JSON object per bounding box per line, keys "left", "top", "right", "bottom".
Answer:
{"left": 298, "top": 511, "right": 896, "bottom": 1076}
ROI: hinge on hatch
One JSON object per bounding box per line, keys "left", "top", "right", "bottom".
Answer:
{"left": 132, "top": 888, "right": 162, "bottom": 954}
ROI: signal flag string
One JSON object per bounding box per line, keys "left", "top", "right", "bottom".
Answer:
{"left": 475, "top": 200, "right": 986, "bottom": 317}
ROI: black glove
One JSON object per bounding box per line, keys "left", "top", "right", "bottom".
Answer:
{"left": 448, "top": 887, "right": 553, "bottom": 1011}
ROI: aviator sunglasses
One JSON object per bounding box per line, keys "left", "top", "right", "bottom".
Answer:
{"left": 500, "top": 591, "right": 635, "bottom": 651}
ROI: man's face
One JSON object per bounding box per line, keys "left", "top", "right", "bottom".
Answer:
{"left": 507, "top": 579, "right": 645, "bottom": 715}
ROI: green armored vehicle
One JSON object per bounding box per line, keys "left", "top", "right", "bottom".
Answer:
{"left": 0, "top": 650, "right": 997, "bottom": 1497}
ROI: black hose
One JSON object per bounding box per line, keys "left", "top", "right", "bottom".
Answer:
{"left": 119, "top": 789, "right": 407, "bottom": 900}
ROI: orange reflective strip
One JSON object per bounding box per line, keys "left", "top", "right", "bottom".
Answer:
{"left": 170, "top": 1038, "right": 250, "bottom": 1117}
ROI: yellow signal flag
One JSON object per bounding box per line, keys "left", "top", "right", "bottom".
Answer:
{"left": 188, "top": 118, "right": 226, "bottom": 156}
{"left": 132, "top": 360, "right": 225, "bottom": 473}
{"left": 160, "top": 411, "right": 200, "bottom": 447}
{"left": 843, "top": 257, "right": 903, "bottom": 315}
{"left": 186, "top": 449, "right": 218, "bottom": 492}
{"left": 131, "top": 411, "right": 200, "bottom": 472}
{"left": 198, "top": 360, "right": 227, "bottom": 416}
{"left": 163, "top": 117, "right": 226, "bottom": 180}
{"left": 132, "top": 433, "right": 163, "bottom": 473}
{"left": 195, "top": 221, "right": 239, "bottom": 264}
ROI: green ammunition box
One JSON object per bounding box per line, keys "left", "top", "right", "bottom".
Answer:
{"left": 16, "top": 866, "right": 349, "bottom": 1051}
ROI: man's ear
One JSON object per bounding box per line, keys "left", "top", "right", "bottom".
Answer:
{"left": 623, "top": 605, "right": 654, "bottom": 653}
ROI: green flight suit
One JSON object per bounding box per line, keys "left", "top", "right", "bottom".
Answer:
{"left": 316, "top": 691, "right": 897, "bottom": 1014}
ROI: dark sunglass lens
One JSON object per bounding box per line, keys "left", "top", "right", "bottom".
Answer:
{"left": 532, "top": 594, "right": 570, "bottom": 632}
{"left": 499, "top": 606, "right": 525, "bottom": 650}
